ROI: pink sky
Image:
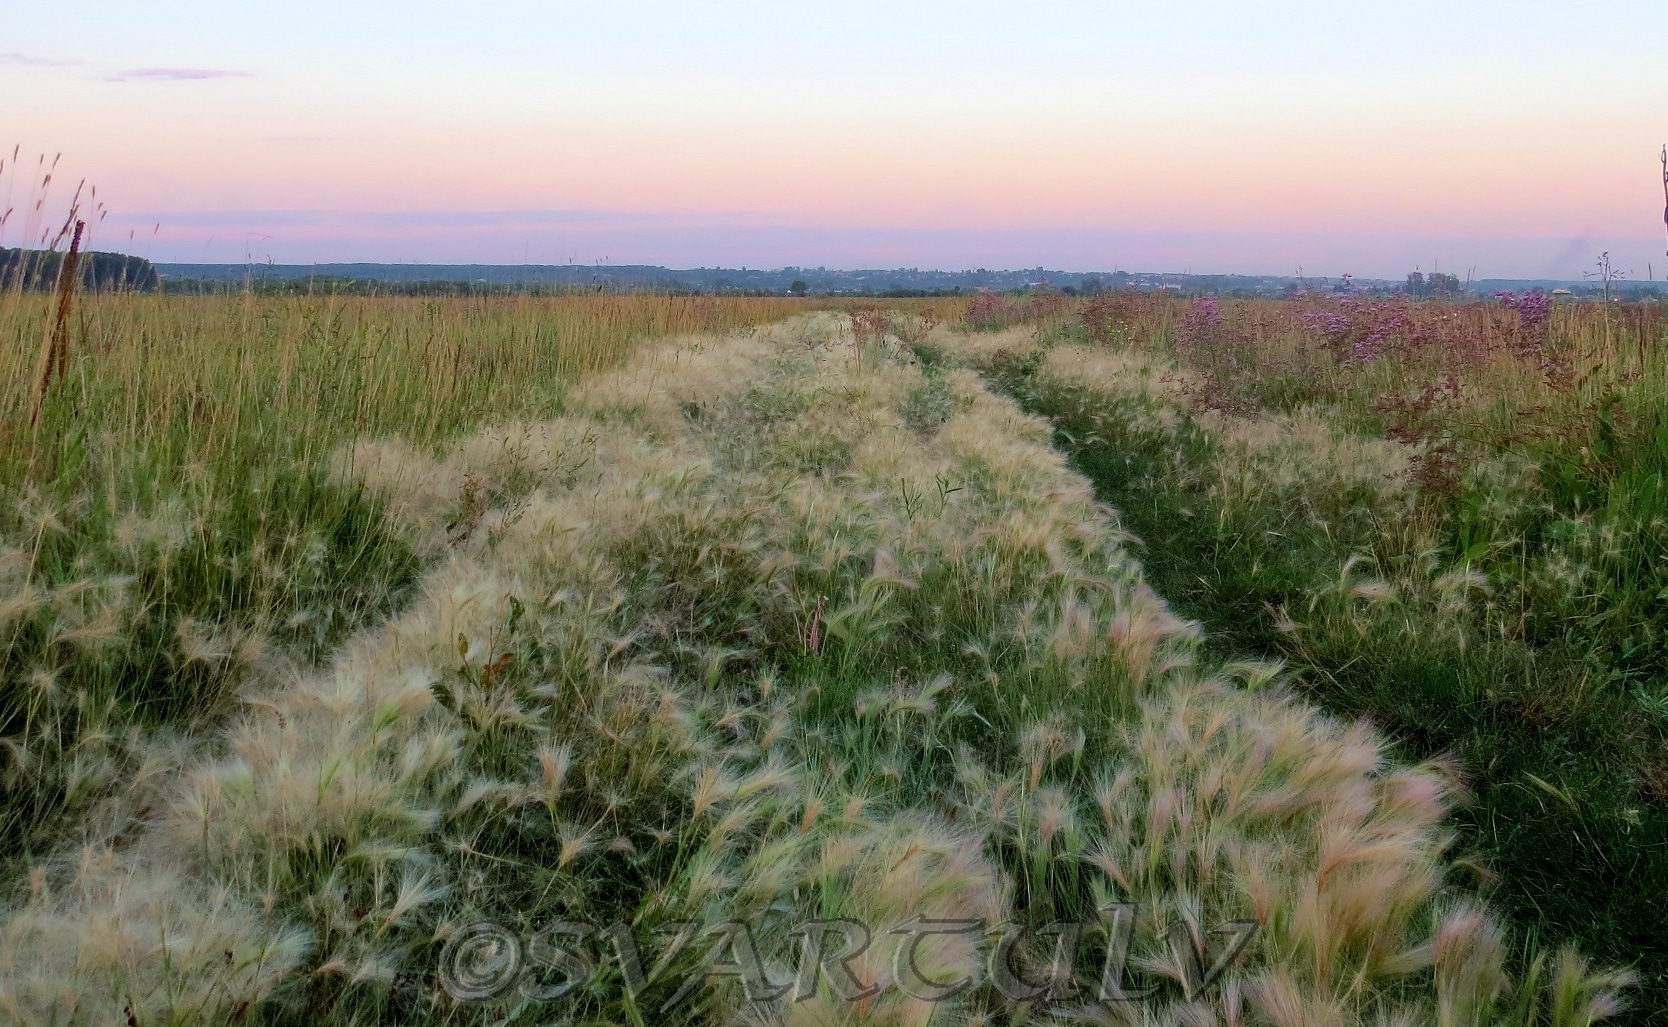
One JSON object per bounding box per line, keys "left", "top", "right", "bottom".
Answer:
{"left": 5, "top": 0, "right": 1666, "bottom": 278}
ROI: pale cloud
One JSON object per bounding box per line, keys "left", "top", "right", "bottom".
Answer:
{"left": 108, "top": 67, "right": 251, "bottom": 82}
{"left": 0, "top": 52, "right": 80, "bottom": 67}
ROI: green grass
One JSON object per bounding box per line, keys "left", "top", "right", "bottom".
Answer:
{"left": 0, "top": 293, "right": 820, "bottom": 870}
{"left": 973, "top": 295, "right": 1668, "bottom": 1023}
{"left": 0, "top": 460, "right": 420, "bottom": 863}
{"left": 0, "top": 297, "right": 1646, "bottom": 1026}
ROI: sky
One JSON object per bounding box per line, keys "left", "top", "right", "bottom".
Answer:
{"left": 4, "top": 0, "right": 1666, "bottom": 278}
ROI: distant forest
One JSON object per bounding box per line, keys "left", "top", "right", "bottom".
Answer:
{"left": 3, "top": 250, "right": 1654, "bottom": 300}
{"left": 154, "top": 263, "right": 1357, "bottom": 297}
{"left": 1, "top": 248, "right": 160, "bottom": 291}
{"left": 156, "top": 262, "right": 1662, "bottom": 299}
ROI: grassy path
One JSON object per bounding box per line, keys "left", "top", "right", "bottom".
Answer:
{"left": 1, "top": 315, "right": 1630, "bottom": 1025}
{"left": 975, "top": 332, "right": 1668, "bottom": 1024}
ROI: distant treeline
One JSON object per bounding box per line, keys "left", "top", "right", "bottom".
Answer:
{"left": 13, "top": 253, "right": 1650, "bottom": 301}
{"left": 1, "top": 247, "right": 160, "bottom": 292}
{"left": 158, "top": 276, "right": 817, "bottom": 297}
{"left": 163, "top": 275, "right": 556, "bottom": 297}
{"left": 157, "top": 262, "right": 1660, "bottom": 300}
{"left": 156, "top": 275, "right": 987, "bottom": 299}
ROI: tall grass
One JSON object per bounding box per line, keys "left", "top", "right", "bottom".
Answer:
{"left": 0, "top": 292, "right": 821, "bottom": 478}
{"left": 2, "top": 312, "right": 1625, "bottom": 1026}
{"left": 972, "top": 289, "right": 1668, "bottom": 1022}
{"left": 0, "top": 292, "right": 819, "bottom": 869}
{"left": 0, "top": 159, "right": 1645, "bottom": 1023}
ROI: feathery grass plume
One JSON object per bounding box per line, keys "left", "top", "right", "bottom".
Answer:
{"left": 0, "top": 307, "right": 1639, "bottom": 1026}
{"left": 780, "top": 815, "right": 1006, "bottom": 1027}
{"left": 940, "top": 311, "right": 1651, "bottom": 1021}
{"left": 0, "top": 858, "right": 308, "bottom": 1026}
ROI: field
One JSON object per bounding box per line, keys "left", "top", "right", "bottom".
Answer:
{"left": 0, "top": 286, "right": 1661, "bottom": 1025}
{"left": 976, "top": 289, "right": 1668, "bottom": 1019}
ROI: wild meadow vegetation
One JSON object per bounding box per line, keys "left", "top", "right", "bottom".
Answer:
{"left": 965, "top": 288, "right": 1668, "bottom": 1021}
{"left": 0, "top": 291, "right": 811, "bottom": 862}
{"left": 0, "top": 278, "right": 1657, "bottom": 1027}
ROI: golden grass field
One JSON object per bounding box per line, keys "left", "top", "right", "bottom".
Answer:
{"left": 0, "top": 288, "right": 1661, "bottom": 1025}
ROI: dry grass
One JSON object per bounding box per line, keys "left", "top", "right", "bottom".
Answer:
{"left": 0, "top": 292, "right": 827, "bottom": 884}
{"left": 0, "top": 313, "right": 1631, "bottom": 1025}
{"left": 0, "top": 291, "right": 822, "bottom": 478}
{"left": 975, "top": 290, "right": 1668, "bottom": 1020}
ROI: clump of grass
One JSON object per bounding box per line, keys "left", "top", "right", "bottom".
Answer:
{"left": 974, "top": 294, "right": 1668, "bottom": 1020}
{"left": 0, "top": 465, "right": 419, "bottom": 863}
{"left": 0, "top": 291, "right": 819, "bottom": 478}
{"left": 0, "top": 286, "right": 817, "bottom": 877}
{"left": 0, "top": 314, "right": 1630, "bottom": 1025}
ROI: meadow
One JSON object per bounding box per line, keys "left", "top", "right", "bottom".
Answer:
{"left": 968, "top": 287, "right": 1668, "bottom": 1020}
{"left": 0, "top": 282, "right": 1657, "bottom": 1026}
{"left": 0, "top": 291, "right": 821, "bottom": 861}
